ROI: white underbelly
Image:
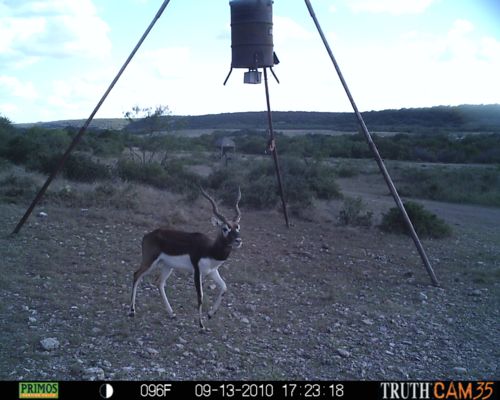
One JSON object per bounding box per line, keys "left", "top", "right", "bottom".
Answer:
{"left": 155, "top": 253, "right": 224, "bottom": 276}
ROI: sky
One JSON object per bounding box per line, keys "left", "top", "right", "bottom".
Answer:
{"left": 1, "top": 0, "right": 499, "bottom": 123}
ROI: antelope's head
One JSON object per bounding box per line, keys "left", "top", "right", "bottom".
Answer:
{"left": 200, "top": 187, "right": 242, "bottom": 249}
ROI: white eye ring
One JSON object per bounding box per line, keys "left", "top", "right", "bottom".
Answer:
{"left": 222, "top": 226, "right": 230, "bottom": 235}
{"left": 235, "top": 224, "right": 240, "bottom": 232}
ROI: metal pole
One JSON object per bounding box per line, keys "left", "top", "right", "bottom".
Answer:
{"left": 12, "top": 0, "right": 172, "bottom": 235}
{"left": 263, "top": 68, "right": 290, "bottom": 228}
{"left": 304, "top": 0, "right": 439, "bottom": 286}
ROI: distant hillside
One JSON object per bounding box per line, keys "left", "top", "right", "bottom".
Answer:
{"left": 15, "top": 104, "right": 500, "bottom": 133}
{"left": 16, "top": 118, "right": 129, "bottom": 131}
{"left": 173, "top": 105, "right": 500, "bottom": 132}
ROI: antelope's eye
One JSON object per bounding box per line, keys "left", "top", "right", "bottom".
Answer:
{"left": 235, "top": 224, "right": 240, "bottom": 232}
{"left": 222, "top": 225, "right": 231, "bottom": 236}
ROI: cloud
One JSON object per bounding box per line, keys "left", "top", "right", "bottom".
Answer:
{"left": 479, "top": 36, "right": 500, "bottom": 63}
{"left": 0, "top": 0, "right": 111, "bottom": 67}
{"left": 347, "top": 0, "right": 436, "bottom": 15}
{"left": 0, "top": 75, "right": 38, "bottom": 100}
{"left": 137, "top": 47, "right": 192, "bottom": 80}
{"left": 0, "top": 102, "right": 18, "bottom": 116}
{"left": 428, "top": 19, "right": 500, "bottom": 65}
{"left": 338, "top": 18, "right": 500, "bottom": 109}
{"left": 274, "top": 16, "right": 313, "bottom": 46}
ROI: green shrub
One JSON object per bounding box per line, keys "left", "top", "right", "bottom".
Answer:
{"left": 48, "top": 183, "right": 138, "bottom": 209}
{"left": 207, "top": 167, "right": 239, "bottom": 191}
{"left": 304, "top": 162, "right": 342, "bottom": 200}
{"left": 207, "top": 167, "right": 242, "bottom": 206}
{"left": 338, "top": 196, "right": 373, "bottom": 226}
{"left": 242, "top": 175, "right": 278, "bottom": 209}
{"left": 379, "top": 201, "right": 452, "bottom": 238}
{"left": 86, "top": 184, "right": 137, "bottom": 209}
{"left": 2, "top": 128, "right": 71, "bottom": 166}
{"left": 398, "top": 166, "right": 500, "bottom": 207}
{"left": 86, "top": 130, "right": 125, "bottom": 157}
{"left": 284, "top": 173, "right": 313, "bottom": 208}
{"left": 206, "top": 157, "right": 342, "bottom": 211}
{"left": 0, "top": 157, "right": 9, "bottom": 171}
{"left": 117, "top": 159, "right": 165, "bottom": 186}
{"left": 63, "top": 153, "right": 111, "bottom": 182}
{"left": 162, "top": 160, "right": 202, "bottom": 199}
{"left": 26, "top": 151, "right": 110, "bottom": 183}
{"left": 335, "top": 163, "right": 360, "bottom": 178}
{"left": 0, "top": 174, "right": 38, "bottom": 203}
{"left": 117, "top": 158, "right": 200, "bottom": 197}
{"left": 3, "top": 135, "right": 37, "bottom": 164}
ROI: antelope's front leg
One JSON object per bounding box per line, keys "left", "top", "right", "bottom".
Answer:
{"left": 207, "top": 269, "right": 227, "bottom": 319}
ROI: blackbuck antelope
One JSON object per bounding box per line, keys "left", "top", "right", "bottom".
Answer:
{"left": 129, "top": 187, "right": 242, "bottom": 329}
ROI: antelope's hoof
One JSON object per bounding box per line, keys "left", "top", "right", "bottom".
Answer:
{"left": 169, "top": 313, "right": 177, "bottom": 320}
{"left": 129, "top": 310, "right": 136, "bottom": 317}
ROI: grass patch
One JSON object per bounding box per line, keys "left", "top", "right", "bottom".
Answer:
{"left": 397, "top": 165, "right": 500, "bottom": 207}
{"left": 48, "top": 183, "right": 139, "bottom": 210}
{"left": 334, "top": 161, "right": 360, "bottom": 178}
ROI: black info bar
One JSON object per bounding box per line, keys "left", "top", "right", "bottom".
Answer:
{"left": 2, "top": 380, "right": 498, "bottom": 400}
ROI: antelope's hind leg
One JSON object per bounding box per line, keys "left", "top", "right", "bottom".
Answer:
{"left": 157, "top": 266, "right": 176, "bottom": 319}
{"left": 130, "top": 256, "right": 158, "bottom": 316}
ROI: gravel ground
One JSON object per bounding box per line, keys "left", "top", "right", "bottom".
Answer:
{"left": 0, "top": 179, "right": 499, "bottom": 381}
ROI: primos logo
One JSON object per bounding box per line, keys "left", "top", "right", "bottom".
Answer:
{"left": 19, "top": 382, "right": 59, "bottom": 399}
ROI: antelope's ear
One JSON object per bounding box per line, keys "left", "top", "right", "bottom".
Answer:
{"left": 211, "top": 216, "right": 223, "bottom": 227}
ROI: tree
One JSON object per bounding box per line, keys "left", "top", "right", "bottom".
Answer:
{"left": 123, "top": 105, "right": 172, "bottom": 165}
{"left": 0, "top": 115, "right": 13, "bottom": 132}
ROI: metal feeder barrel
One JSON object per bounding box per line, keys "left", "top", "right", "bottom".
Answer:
{"left": 230, "top": 0, "right": 274, "bottom": 69}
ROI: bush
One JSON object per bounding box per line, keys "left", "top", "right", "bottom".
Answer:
{"left": 207, "top": 167, "right": 242, "bottom": 206}
{"left": 338, "top": 196, "right": 373, "bottom": 226}
{"left": 379, "top": 201, "right": 452, "bottom": 238}
{"left": 206, "top": 157, "right": 342, "bottom": 211}
{"left": 86, "top": 130, "right": 125, "bottom": 157}
{"left": 63, "top": 153, "right": 111, "bottom": 182}
{"left": 243, "top": 175, "right": 278, "bottom": 209}
{"left": 2, "top": 128, "right": 71, "bottom": 166}
{"left": 48, "top": 183, "right": 138, "bottom": 209}
{"left": 0, "top": 174, "right": 38, "bottom": 203}
{"left": 85, "top": 184, "right": 137, "bottom": 209}
{"left": 117, "top": 159, "right": 165, "bottom": 186}
{"left": 3, "top": 135, "right": 38, "bottom": 164}
{"left": 303, "top": 162, "right": 342, "bottom": 200}
{"left": 398, "top": 166, "right": 500, "bottom": 207}
{"left": 117, "top": 159, "right": 201, "bottom": 197}
{"left": 335, "top": 163, "right": 360, "bottom": 178}
{"left": 162, "top": 160, "right": 202, "bottom": 199}
{"left": 0, "top": 157, "right": 9, "bottom": 171}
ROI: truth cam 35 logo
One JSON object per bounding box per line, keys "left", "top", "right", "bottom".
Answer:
{"left": 380, "top": 381, "right": 495, "bottom": 400}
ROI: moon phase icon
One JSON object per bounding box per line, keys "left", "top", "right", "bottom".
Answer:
{"left": 99, "top": 383, "right": 114, "bottom": 399}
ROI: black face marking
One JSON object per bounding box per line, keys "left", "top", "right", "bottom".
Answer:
{"left": 220, "top": 223, "right": 242, "bottom": 248}
{"left": 222, "top": 225, "right": 231, "bottom": 237}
